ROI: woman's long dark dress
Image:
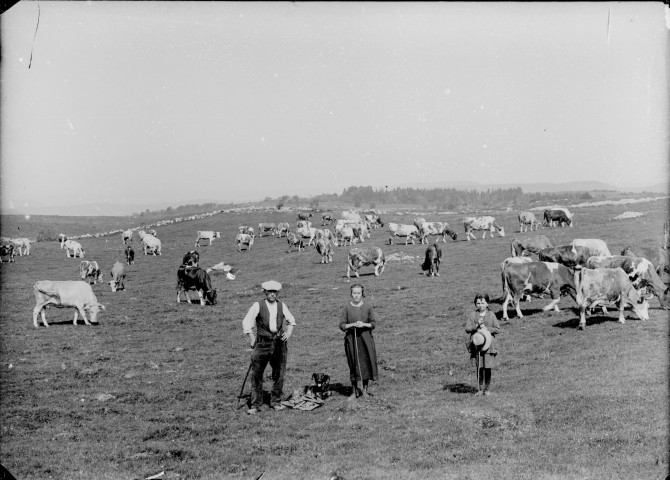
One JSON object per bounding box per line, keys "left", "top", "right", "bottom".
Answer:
{"left": 340, "top": 302, "right": 378, "bottom": 383}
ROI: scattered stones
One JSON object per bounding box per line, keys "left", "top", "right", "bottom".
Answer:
{"left": 96, "top": 393, "right": 115, "bottom": 402}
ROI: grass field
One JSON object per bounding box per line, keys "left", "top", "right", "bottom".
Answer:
{"left": 1, "top": 200, "right": 668, "bottom": 480}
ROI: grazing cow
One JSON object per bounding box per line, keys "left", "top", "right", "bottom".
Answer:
{"left": 543, "top": 209, "right": 573, "bottom": 228}
{"left": 122, "top": 229, "right": 133, "bottom": 244}
{"left": 176, "top": 265, "right": 217, "bottom": 305}
{"left": 79, "top": 260, "right": 103, "bottom": 284}
{"left": 236, "top": 233, "right": 254, "bottom": 252}
{"left": 0, "top": 244, "right": 15, "bottom": 263}
{"left": 501, "top": 262, "right": 576, "bottom": 320}
{"left": 296, "top": 226, "right": 318, "bottom": 247}
{"left": 571, "top": 239, "right": 611, "bottom": 258}
{"left": 125, "top": 246, "right": 135, "bottom": 265}
{"left": 622, "top": 246, "right": 670, "bottom": 280}
{"left": 322, "top": 213, "right": 335, "bottom": 225}
{"left": 511, "top": 235, "right": 555, "bottom": 257}
{"left": 297, "top": 212, "right": 313, "bottom": 221}
{"left": 108, "top": 261, "right": 126, "bottom": 292}
{"left": 286, "top": 232, "right": 304, "bottom": 252}
{"left": 364, "top": 214, "right": 384, "bottom": 228}
{"left": 275, "top": 223, "right": 290, "bottom": 238}
{"left": 11, "top": 238, "right": 31, "bottom": 256}
{"left": 421, "top": 243, "right": 442, "bottom": 276}
{"left": 413, "top": 217, "right": 427, "bottom": 231}
{"left": 182, "top": 250, "right": 200, "bottom": 267}
{"left": 205, "top": 262, "right": 238, "bottom": 280}
{"left": 138, "top": 231, "right": 161, "bottom": 255}
{"left": 316, "top": 228, "right": 335, "bottom": 243}
{"left": 195, "top": 231, "right": 221, "bottom": 247}
{"left": 342, "top": 211, "right": 362, "bottom": 223}
{"left": 257, "top": 223, "right": 277, "bottom": 237}
{"left": 350, "top": 223, "right": 368, "bottom": 242}
{"left": 388, "top": 223, "right": 420, "bottom": 245}
{"left": 337, "top": 227, "right": 357, "bottom": 246}
{"left": 575, "top": 267, "right": 650, "bottom": 329}
{"left": 347, "top": 247, "right": 386, "bottom": 279}
{"left": 297, "top": 220, "right": 313, "bottom": 229}
{"left": 63, "top": 240, "right": 85, "bottom": 258}
{"left": 585, "top": 255, "right": 670, "bottom": 309}
{"left": 518, "top": 212, "right": 540, "bottom": 232}
{"left": 538, "top": 245, "right": 592, "bottom": 270}
{"left": 419, "top": 222, "right": 458, "bottom": 244}
{"left": 316, "top": 238, "right": 334, "bottom": 263}
{"left": 32, "top": 280, "right": 105, "bottom": 327}
{"left": 463, "top": 216, "right": 505, "bottom": 241}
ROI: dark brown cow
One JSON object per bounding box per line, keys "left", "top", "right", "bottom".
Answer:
{"left": 502, "top": 261, "right": 576, "bottom": 319}
{"left": 421, "top": 243, "right": 442, "bottom": 276}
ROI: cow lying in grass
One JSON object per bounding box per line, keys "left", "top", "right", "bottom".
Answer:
{"left": 32, "top": 280, "right": 105, "bottom": 327}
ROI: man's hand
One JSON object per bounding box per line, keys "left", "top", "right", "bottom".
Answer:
{"left": 248, "top": 334, "right": 256, "bottom": 347}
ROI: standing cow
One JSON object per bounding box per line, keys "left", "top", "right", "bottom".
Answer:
{"left": 236, "top": 233, "right": 254, "bottom": 252}
{"left": 0, "top": 244, "right": 15, "bottom": 263}
{"left": 125, "top": 246, "right": 135, "bottom": 265}
{"left": 388, "top": 223, "right": 420, "bottom": 245}
{"left": 518, "top": 212, "right": 540, "bottom": 232}
{"left": 316, "top": 238, "right": 334, "bottom": 263}
{"left": 463, "top": 217, "right": 505, "bottom": 241}
{"left": 421, "top": 243, "right": 442, "bottom": 276}
{"left": 257, "top": 223, "right": 277, "bottom": 237}
{"left": 63, "top": 240, "right": 85, "bottom": 258}
{"left": 501, "top": 261, "right": 576, "bottom": 320}
{"left": 79, "top": 260, "right": 103, "bottom": 284}
{"left": 176, "top": 265, "right": 217, "bottom": 305}
{"left": 286, "top": 233, "right": 304, "bottom": 252}
{"left": 108, "top": 261, "right": 126, "bottom": 292}
{"left": 122, "top": 229, "right": 133, "bottom": 244}
{"left": 347, "top": 247, "right": 386, "bottom": 279}
{"left": 32, "top": 280, "right": 105, "bottom": 327}
{"left": 574, "top": 267, "right": 649, "bottom": 329}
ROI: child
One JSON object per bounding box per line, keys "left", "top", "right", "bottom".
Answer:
{"left": 465, "top": 293, "right": 500, "bottom": 395}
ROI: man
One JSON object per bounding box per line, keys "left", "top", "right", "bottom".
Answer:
{"left": 242, "top": 280, "right": 296, "bottom": 414}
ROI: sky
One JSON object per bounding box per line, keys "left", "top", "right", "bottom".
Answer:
{"left": 1, "top": 2, "right": 668, "bottom": 214}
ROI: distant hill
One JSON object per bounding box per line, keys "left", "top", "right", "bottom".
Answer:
{"left": 395, "top": 180, "right": 668, "bottom": 194}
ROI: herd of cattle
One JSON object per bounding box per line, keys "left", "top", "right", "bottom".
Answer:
{"left": 3, "top": 206, "right": 668, "bottom": 331}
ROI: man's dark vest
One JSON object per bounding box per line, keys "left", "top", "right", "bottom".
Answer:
{"left": 255, "top": 300, "right": 285, "bottom": 338}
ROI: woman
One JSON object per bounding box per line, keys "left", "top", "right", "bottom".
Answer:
{"left": 465, "top": 293, "right": 500, "bottom": 395}
{"left": 340, "top": 284, "right": 378, "bottom": 399}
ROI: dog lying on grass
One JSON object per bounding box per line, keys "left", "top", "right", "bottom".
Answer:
{"left": 306, "top": 373, "right": 331, "bottom": 399}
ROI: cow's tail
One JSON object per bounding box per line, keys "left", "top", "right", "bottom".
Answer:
{"left": 421, "top": 247, "right": 431, "bottom": 271}
{"left": 511, "top": 240, "right": 517, "bottom": 257}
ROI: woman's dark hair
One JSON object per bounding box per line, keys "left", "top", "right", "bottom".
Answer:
{"left": 473, "top": 293, "right": 490, "bottom": 305}
{"left": 350, "top": 284, "right": 365, "bottom": 297}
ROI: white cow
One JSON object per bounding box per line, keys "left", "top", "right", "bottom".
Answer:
{"left": 236, "top": 233, "right": 254, "bottom": 252}
{"left": 195, "top": 231, "right": 221, "bottom": 247}
{"left": 336, "top": 227, "right": 357, "bottom": 246}
{"left": 419, "top": 222, "right": 458, "bottom": 244}
{"left": 32, "top": 280, "right": 105, "bottom": 327}
{"left": 138, "top": 231, "right": 162, "bottom": 255}
{"left": 571, "top": 239, "right": 611, "bottom": 258}
{"left": 275, "top": 223, "right": 290, "bottom": 238}
{"left": 518, "top": 212, "right": 540, "bottom": 232}
{"left": 316, "top": 238, "right": 334, "bottom": 263}
{"left": 63, "top": 240, "right": 85, "bottom": 258}
{"left": 388, "top": 223, "right": 420, "bottom": 245}
{"left": 11, "top": 238, "right": 31, "bottom": 255}
{"left": 463, "top": 216, "right": 505, "bottom": 241}
{"left": 296, "top": 226, "right": 318, "bottom": 247}
{"left": 575, "top": 267, "right": 650, "bottom": 329}
{"left": 108, "top": 261, "right": 126, "bottom": 292}
{"left": 122, "top": 229, "right": 133, "bottom": 244}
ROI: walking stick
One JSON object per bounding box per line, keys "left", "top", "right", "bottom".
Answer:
{"left": 476, "top": 351, "right": 480, "bottom": 393}
{"left": 235, "top": 363, "right": 253, "bottom": 410}
{"left": 353, "top": 326, "right": 363, "bottom": 396}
